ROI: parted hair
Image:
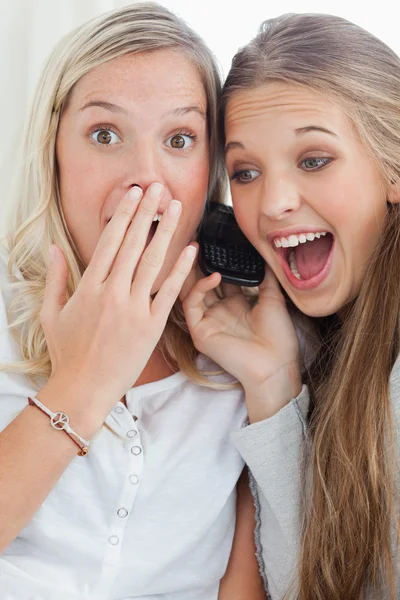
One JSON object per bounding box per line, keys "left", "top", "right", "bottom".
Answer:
{"left": 220, "top": 13, "right": 400, "bottom": 600}
{"left": 1, "top": 2, "right": 228, "bottom": 389}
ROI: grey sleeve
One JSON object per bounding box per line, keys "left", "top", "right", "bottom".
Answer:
{"left": 231, "top": 386, "right": 310, "bottom": 600}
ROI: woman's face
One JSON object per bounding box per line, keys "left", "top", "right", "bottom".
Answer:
{"left": 56, "top": 49, "right": 209, "bottom": 291}
{"left": 225, "top": 82, "right": 399, "bottom": 317}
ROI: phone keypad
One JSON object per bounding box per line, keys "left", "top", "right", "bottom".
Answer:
{"left": 203, "top": 243, "right": 263, "bottom": 274}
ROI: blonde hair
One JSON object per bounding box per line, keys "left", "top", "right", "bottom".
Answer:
{"left": 220, "top": 13, "right": 400, "bottom": 599}
{"left": 2, "top": 2, "right": 227, "bottom": 389}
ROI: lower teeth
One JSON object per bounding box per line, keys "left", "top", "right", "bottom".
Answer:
{"left": 289, "top": 251, "right": 301, "bottom": 280}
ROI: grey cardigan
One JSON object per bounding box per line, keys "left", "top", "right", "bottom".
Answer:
{"left": 232, "top": 357, "right": 400, "bottom": 599}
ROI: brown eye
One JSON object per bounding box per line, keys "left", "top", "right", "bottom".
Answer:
{"left": 90, "top": 128, "right": 120, "bottom": 145}
{"left": 230, "top": 168, "right": 260, "bottom": 184}
{"left": 240, "top": 170, "right": 253, "bottom": 181}
{"left": 167, "top": 133, "right": 195, "bottom": 150}
{"left": 97, "top": 130, "right": 112, "bottom": 144}
{"left": 170, "top": 134, "right": 185, "bottom": 148}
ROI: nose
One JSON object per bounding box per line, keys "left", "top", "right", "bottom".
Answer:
{"left": 260, "top": 175, "right": 301, "bottom": 221}
{"left": 122, "top": 140, "right": 172, "bottom": 201}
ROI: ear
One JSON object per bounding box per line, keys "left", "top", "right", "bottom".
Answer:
{"left": 388, "top": 180, "right": 400, "bottom": 205}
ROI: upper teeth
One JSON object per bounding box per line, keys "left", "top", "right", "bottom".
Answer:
{"left": 153, "top": 213, "right": 162, "bottom": 222}
{"left": 274, "top": 231, "right": 327, "bottom": 248}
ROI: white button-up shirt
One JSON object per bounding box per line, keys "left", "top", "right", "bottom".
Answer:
{"left": 0, "top": 250, "right": 247, "bottom": 600}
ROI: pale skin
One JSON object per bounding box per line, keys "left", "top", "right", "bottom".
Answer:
{"left": 0, "top": 49, "right": 263, "bottom": 597}
{"left": 182, "top": 82, "right": 400, "bottom": 424}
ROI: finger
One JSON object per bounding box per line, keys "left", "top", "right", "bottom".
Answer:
{"left": 84, "top": 185, "right": 142, "bottom": 284}
{"left": 181, "top": 271, "right": 221, "bottom": 329}
{"left": 40, "top": 245, "right": 69, "bottom": 326}
{"left": 130, "top": 198, "right": 182, "bottom": 296}
{"left": 110, "top": 182, "right": 165, "bottom": 289}
{"left": 151, "top": 244, "right": 198, "bottom": 319}
{"left": 179, "top": 244, "right": 199, "bottom": 302}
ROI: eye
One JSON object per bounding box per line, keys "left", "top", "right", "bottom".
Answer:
{"left": 300, "top": 157, "right": 331, "bottom": 170}
{"left": 90, "top": 128, "right": 121, "bottom": 145}
{"left": 166, "top": 133, "right": 196, "bottom": 149}
{"left": 230, "top": 169, "right": 261, "bottom": 184}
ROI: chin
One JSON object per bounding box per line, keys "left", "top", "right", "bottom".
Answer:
{"left": 289, "top": 294, "right": 343, "bottom": 319}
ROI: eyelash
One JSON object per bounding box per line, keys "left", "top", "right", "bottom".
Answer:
{"left": 300, "top": 157, "right": 332, "bottom": 170}
{"left": 230, "top": 156, "right": 332, "bottom": 185}
{"left": 88, "top": 124, "right": 121, "bottom": 146}
{"left": 88, "top": 126, "right": 198, "bottom": 150}
{"left": 166, "top": 130, "right": 198, "bottom": 149}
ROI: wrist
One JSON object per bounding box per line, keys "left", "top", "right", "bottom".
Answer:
{"left": 243, "top": 361, "right": 302, "bottom": 423}
{"left": 37, "top": 376, "right": 116, "bottom": 440}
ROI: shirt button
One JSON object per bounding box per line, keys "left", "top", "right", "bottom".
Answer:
{"left": 114, "top": 406, "right": 124, "bottom": 414}
{"left": 117, "top": 508, "right": 128, "bottom": 518}
{"left": 108, "top": 535, "right": 119, "bottom": 545}
{"left": 126, "top": 429, "right": 137, "bottom": 438}
{"left": 131, "top": 445, "right": 142, "bottom": 456}
{"left": 129, "top": 474, "right": 139, "bottom": 485}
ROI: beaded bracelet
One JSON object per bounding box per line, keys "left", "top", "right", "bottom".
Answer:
{"left": 28, "top": 396, "right": 90, "bottom": 456}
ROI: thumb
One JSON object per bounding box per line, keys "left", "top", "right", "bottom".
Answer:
{"left": 42, "top": 245, "right": 69, "bottom": 318}
{"left": 258, "top": 265, "right": 285, "bottom": 303}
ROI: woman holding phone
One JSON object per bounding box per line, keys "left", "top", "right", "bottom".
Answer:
{"left": 0, "top": 4, "right": 264, "bottom": 599}
{"left": 184, "top": 13, "right": 400, "bottom": 599}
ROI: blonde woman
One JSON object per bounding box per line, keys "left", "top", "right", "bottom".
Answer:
{"left": 0, "top": 4, "right": 265, "bottom": 599}
{"left": 183, "top": 13, "right": 400, "bottom": 600}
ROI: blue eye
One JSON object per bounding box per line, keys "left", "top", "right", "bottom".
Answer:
{"left": 90, "top": 128, "right": 121, "bottom": 145}
{"left": 166, "top": 133, "right": 196, "bottom": 149}
{"left": 230, "top": 169, "right": 261, "bottom": 184}
{"left": 301, "top": 157, "right": 331, "bottom": 170}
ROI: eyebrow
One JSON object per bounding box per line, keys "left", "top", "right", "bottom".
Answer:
{"left": 295, "top": 125, "right": 338, "bottom": 138}
{"left": 80, "top": 100, "right": 206, "bottom": 120}
{"left": 224, "top": 124, "right": 338, "bottom": 156}
{"left": 80, "top": 100, "right": 130, "bottom": 117}
{"left": 224, "top": 141, "right": 245, "bottom": 156}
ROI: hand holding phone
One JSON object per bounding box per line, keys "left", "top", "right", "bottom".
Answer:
{"left": 197, "top": 202, "right": 265, "bottom": 286}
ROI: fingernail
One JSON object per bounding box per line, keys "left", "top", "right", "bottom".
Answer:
{"left": 168, "top": 200, "right": 181, "bottom": 217}
{"left": 185, "top": 245, "right": 197, "bottom": 259}
{"left": 130, "top": 186, "right": 142, "bottom": 201}
{"left": 149, "top": 182, "right": 163, "bottom": 200}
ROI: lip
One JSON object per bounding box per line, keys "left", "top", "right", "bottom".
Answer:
{"left": 273, "top": 231, "right": 335, "bottom": 291}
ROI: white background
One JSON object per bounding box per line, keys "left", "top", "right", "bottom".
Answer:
{"left": 0, "top": 0, "right": 399, "bottom": 216}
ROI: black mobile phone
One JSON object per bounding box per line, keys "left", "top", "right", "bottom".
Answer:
{"left": 197, "top": 202, "right": 265, "bottom": 286}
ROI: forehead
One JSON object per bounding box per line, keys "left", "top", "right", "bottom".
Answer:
{"left": 225, "top": 82, "right": 350, "bottom": 134}
{"left": 68, "top": 49, "right": 207, "bottom": 110}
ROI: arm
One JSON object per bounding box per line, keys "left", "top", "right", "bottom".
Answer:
{"left": 231, "top": 387, "right": 311, "bottom": 600}
{"left": 0, "top": 379, "right": 109, "bottom": 553}
{"left": 0, "top": 186, "right": 196, "bottom": 553}
{"left": 218, "top": 469, "right": 266, "bottom": 600}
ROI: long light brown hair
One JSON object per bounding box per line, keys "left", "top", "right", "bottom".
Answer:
{"left": 1, "top": 2, "right": 228, "bottom": 389}
{"left": 220, "top": 13, "right": 400, "bottom": 599}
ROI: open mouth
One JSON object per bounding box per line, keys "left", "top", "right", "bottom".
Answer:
{"left": 274, "top": 231, "right": 334, "bottom": 287}
{"left": 146, "top": 213, "right": 162, "bottom": 246}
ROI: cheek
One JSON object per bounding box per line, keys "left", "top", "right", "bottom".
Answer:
{"left": 231, "top": 195, "right": 257, "bottom": 240}
{"left": 57, "top": 145, "right": 110, "bottom": 261}
{"left": 176, "top": 156, "right": 209, "bottom": 219}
